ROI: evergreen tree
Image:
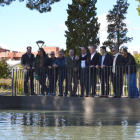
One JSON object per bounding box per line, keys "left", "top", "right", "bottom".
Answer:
{"left": 103, "top": 0, "right": 133, "bottom": 51}
{"left": 65, "top": 0, "right": 100, "bottom": 55}
{"left": 136, "top": 0, "right": 140, "bottom": 15}
{"left": 0, "top": 0, "right": 60, "bottom": 13}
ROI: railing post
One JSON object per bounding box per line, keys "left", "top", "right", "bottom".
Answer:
{"left": 11, "top": 68, "right": 14, "bottom": 96}
{"left": 137, "top": 78, "right": 139, "bottom": 92}
{"left": 15, "top": 69, "right": 17, "bottom": 96}
{"left": 54, "top": 67, "right": 56, "bottom": 96}
{"left": 128, "top": 66, "right": 130, "bottom": 98}
{"left": 89, "top": 66, "right": 90, "bottom": 96}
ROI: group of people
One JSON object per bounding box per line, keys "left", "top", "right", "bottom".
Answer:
{"left": 21, "top": 46, "right": 139, "bottom": 98}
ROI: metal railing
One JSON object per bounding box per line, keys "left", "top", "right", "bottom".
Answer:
{"left": 11, "top": 65, "right": 140, "bottom": 98}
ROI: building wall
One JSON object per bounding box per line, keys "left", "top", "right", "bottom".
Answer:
{"left": 0, "top": 47, "right": 61, "bottom": 60}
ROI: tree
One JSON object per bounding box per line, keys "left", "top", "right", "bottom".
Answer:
{"left": 0, "top": 58, "right": 10, "bottom": 78}
{"left": 65, "top": 0, "right": 100, "bottom": 55}
{"left": 0, "top": 0, "right": 60, "bottom": 13}
{"left": 136, "top": 0, "right": 140, "bottom": 16}
{"left": 103, "top": 0, "right": 133, "bottom": 51}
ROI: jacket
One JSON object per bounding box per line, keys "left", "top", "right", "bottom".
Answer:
{"left": 33, "top": 54, "right": 49, "bottom": 74}
{"left": 55, "top": 57, "right": 66, "bottom": 75}
{"left": 21, "top": 53, "right": 34, "bottom": 69}
{"left": 65, "top": 55, "right": 79, "bottom": 74}
{"left": 86, "top": 52, "right": 101, "bottom": 74}
{"left": 46, "top": 57, "right": 57, "bottom": 77}
{"left": 119, "top": 53, "right": 137, "bottom": 74}
{"left": 98, "top": 53, "right": 113, "bottom": 76}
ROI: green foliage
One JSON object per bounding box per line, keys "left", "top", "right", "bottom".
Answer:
{"left": 103, "top": 0, "right": 133, "bottom": 51}
{"left": 0, "top": 59, "right": 10, "bottom": 78}
{"left": 136, "top": 0, "right": 140, "bottom": 16}
{"left": 0, "top": 0, "right": 60, "bottom": 13}
{"left": 134, "top": 53, "right": 140, "bottom": 67}
{"left": 65, "top": 0, "right": 100, "bottom": 56}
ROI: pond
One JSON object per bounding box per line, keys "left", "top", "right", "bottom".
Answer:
{"left": 0, "top": 110, "right": 140, "bottom": 139}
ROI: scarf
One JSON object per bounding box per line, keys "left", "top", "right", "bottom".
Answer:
{"left": 112, "top": 52, "right": 121, "bottom": 73}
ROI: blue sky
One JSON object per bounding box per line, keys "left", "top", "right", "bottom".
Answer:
{"left": 0, "top": 0, "right": 140, "bottom": 53}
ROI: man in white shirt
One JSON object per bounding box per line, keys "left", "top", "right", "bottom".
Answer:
{"left": 86, "top": 46, "right": 100, "bottom": 97}
{"left": 77, "top": 47, "right": 89, "bottom": 97}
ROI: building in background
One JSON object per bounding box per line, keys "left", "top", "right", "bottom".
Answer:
{"left": 0, "top": 46, "right": 61, "bottom": 60}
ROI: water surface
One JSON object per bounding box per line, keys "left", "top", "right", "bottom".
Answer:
{"left": 0, "top": 110, "right": 140, "bottom": 139}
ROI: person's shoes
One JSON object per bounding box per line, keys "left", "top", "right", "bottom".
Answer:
{"left": 64, "top": 94, "right": 67, "bottom": 97}
{"left": 47, "top": 93, "right": 51, "bottom": 96}
{"left": 58, "top": 94, "right": 63, "bottom": 96}
{"left": 112, "top": 96, "right": 121, "bottom": 98}
{"left": 85, "top": 95, "right": 89, "bottom": 97}
{"left": 80, "top": 95, "right": 84, "bottom": 97}
{"left": 31, "top": 93, "right": 37, "bottom": 95}
{"left": 99, "top": 95, "right": 104, "bottom": 98}
{"left": 40, "top": 94, "right": 45, "bottom": 96}
{"left": 52, "top": 93, "right": 55, "bottom": 96}
{"left": 71, "top": 94, "right": 79, "bottom": 97}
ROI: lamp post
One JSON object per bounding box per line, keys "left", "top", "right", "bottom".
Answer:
{"left": 36, "top": 40, "right": 45, "bottom": 48}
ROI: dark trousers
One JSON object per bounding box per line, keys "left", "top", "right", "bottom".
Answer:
{"left": 90, "top": 72, "right": 97, "bottom": 95}
{"left": 67, "top": 72, "right": 78, "bottom": 95}
{"left": 112, "top": 73, "right": 123, "bottom": 96}
{"left": 80, "top": 68, "right": 89, "bottom": 96}
{"left": 48, "top": 74, "right": 58, "bottom": 93}
{"left": 24, "top": 69, "right": 34, "bottom": 94}
{"left": 58, "top": 75, "right": 68, "bottom": 95}
{"left": 100, "top": 70, "right": 110, "bottom": 95}
{"left": 37, "top": 73, "right": 46, "bottom": 94}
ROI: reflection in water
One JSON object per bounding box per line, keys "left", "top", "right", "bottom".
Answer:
{"left": 0, "top": 111, "right": 140, "bottom": 139}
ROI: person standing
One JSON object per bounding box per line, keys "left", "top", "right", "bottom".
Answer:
{"left": 53, "top": 51, "right": 68, "bottom": 96}
{"left": 86, "top": 46, "right": 100, "bottom": 97}
{"left": 46, "top": 51, "right": 58, "bottom": 96}
{"left": 120, "top": 48, "right": 139, "bottom": 98}
{"left": 96, "top": 46, "right": 112, "bottom": 97}
{"left": 111, "top": 47, "right": 123, "bottom": 98}
{"left": 33, "top": 48, "right": 49, "bottom": 96}
{"left": 76, "top": 47, "right": 90, "bottom": 97}
{"left": 65, "top": 49, "right": 79, "bottom": 97}
{"left": 21, "top": 46, "right": 35, "bottom": 96}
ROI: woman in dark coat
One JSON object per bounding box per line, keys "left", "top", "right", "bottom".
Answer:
{"left": 33, "top": 48, "right": 49, "bottom": 96}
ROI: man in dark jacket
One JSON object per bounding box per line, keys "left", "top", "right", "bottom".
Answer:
{"left": 120, "top": 48, "right": 139, "bottom": 98}
{"left": 46, "top": 51, "right": 58, "bottom": 96}
{"left": 21, "top": 46, "right": 35, "bottom": 96}
{"left": 54, "top": 51, "right": 68, "bottom": 96}
{"left": 65, "top": 49, "right": 79, "bottom": 96}
{"left": 86, "top": 46, "right": 100, "bottom": 97}
{"left": 111, "top": 47, "right": 123, "bottom": 98}
{"left": 96, "top": 46, "right": 113, "bottom": 96}
{"left": 76, "top": 47, "right": 90, "bottom": 97}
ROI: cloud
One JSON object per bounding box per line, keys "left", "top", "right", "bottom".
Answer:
{"left": 127, "top": 45, "right": 140, "bottom": 54}
{"left": 58, "top": 23, "right": 68, "bottom": 31}
{"left": 16, "top": 47, "right": 27, "bottom": 52}
{"left": 97, "top": 13, "right": 108, "bottom": 46}
{"left": 0, "top": 44, "right": 9, "bottom": 49}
